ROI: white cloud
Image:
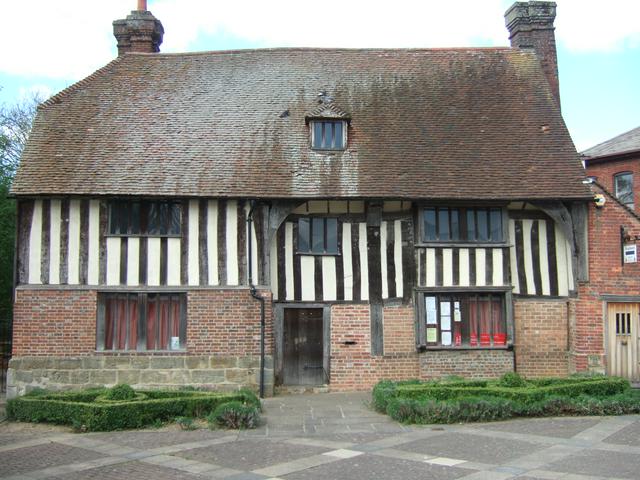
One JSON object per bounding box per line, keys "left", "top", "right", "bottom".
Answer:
{"left": 0, "top": 0, "right": 637, "bottom": 81}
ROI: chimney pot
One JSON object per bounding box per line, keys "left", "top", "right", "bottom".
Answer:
{"left": 137, "top": 0, "right": 147, "bottom": 11}
{"left": 505, "top": 1, "right": 560, "bottom": 108}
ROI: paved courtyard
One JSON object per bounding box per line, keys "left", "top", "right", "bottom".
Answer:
{"left": 0, "top": 392, "right": 639, "bottom": 479}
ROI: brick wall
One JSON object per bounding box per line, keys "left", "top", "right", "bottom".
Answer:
{"left": 186, "top": 289, "right": 273, "bottom": 356}
{"left": 514, "top": 298, "right": 570, "bottom": 377}
{"left": 573, "top": 169, "right": 640, "bottom": 372}
{"left": 420, "top": 350, "right": 513, "bottom": 379}
{"left": 13, "top": 289, "right": 97, "bottom": 356}
{"left": 329, "top": 304, "right": 419, "bottom": 391}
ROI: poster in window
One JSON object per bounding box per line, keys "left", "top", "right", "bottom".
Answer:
{"left": 425, "top": 297, "right": 437, "bottom": 324}
{"left": 426, "top": 328, "right": 437, "bottom": 343}
{"left": 441, "top": 315, "right": 451, "bottom": 331}
{"left": 454, "top": 302, "right": 461, "bottom": 322}
{"left": 440, "top": 301, "right": 450, "bottom": 316}
{"left": 441, "top": 332, "right": 452, "bottom": 346}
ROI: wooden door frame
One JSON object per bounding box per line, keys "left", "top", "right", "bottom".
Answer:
{"left": 274, "top": 303, "right": 331, "bottom": 386}
{"left": 603, "top": 296, "right": 640, "bottom": 380}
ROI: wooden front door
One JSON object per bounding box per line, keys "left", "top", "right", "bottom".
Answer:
{"left": 283, "top": 308, "right": 325, "bottom": 385}
{"left": 607, "top": 303, "right": 640, "bottom": 381}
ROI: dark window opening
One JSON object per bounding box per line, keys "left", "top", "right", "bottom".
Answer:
{"left": 423, "top": 293, "right": 506, "bottom": 348}
{"left": 422, "top": 207, "right": 503, "bottom": 243}
{"left": 312, "top": 120, "right": 345, "bottom": 150}
{"left": 615, "top": 172, "right": 634, "bottom": 209}
{"left": 298, "top": 217, "right": 339, "bottom": 254}
{"left": 109, "top": 200, "right": 181, "bottom": 236}
{"left": 97, "top": 293, "right": 186, "bottom": 351}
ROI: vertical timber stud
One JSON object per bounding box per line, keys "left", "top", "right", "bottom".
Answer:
{"left": 367, "top": 202, "right": 384, "bottom": 356}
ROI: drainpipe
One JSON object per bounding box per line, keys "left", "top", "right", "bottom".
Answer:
{"left": 247, "top": 201, "right": 266, "bottom": 398}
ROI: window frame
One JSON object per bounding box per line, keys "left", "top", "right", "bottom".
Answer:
{"left": 108, "top": 199, "right": 182, "bottom": 237}
{"left": 415, "top": 289, "right": 512, "bottom": 350}
{"left": 296, "top": 216, "right": 340, "bottom": 255}
{"left": 96, "top": 291, "right": 187, "bottom": 352}
{"left": 419, "top": 206, "right": 507, "bottom": 245}
{"left": 310, "top": 120, "right": 347, "bottom": 151}
{"left": 614, "top": 172, "right": 634, "bottom": 209}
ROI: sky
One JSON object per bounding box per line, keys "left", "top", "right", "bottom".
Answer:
{"left": 0, "top": 0, "right": 638, "bottom": 152}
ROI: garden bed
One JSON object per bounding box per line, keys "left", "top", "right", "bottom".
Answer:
{"left": 373, "top": 374, "right": 640, "bottom": 424}
{"left": 7, "top": 384, "right": 261, "bottom": 431}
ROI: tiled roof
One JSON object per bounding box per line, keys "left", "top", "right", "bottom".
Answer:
{"left": 12, "top": 48, "right": 589, "bottom": 200}
{"left": 581, "top": 126, "right": 640, "bottom": 159}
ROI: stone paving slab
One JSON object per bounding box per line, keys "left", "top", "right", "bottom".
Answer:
{"left": 89, "top": 428, "right": 232, "bottom": 449}
{"left": 545, "top": 448, "right": 640, "bottom": 479}
{"left": 395, "top": 432, "right": 545, "bottom": 464}
{"left": 279, "top": 453, "right": 469, "bottom": 480}
{"left": 0, "top": 392, "right": 639, "bottom": 480}
{"left": 175, "top": 439, "right": 331, "bottom": 471}
{"left": 48, "top": 460, "right": 210, "bottom": 479}
{"left": 468, "top": 417, "right": 601, "bottom": 439}
{"left": 601, "top": 419, "right": 640, "bottom": 446}
{"left": 0, "top": 441, "right": 106, "bottom": 477}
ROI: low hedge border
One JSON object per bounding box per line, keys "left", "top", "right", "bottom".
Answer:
{"left": 373, "top": 374, "right": 639, "bottom": 424}
{"left": 386, "top": 392, "right": 640, "bottom": 424}
{"left": 7, "top": 387, "right": 260, "bottom": 431}
{"left": 395, "top": 377, "right": 630, "bottom": 404}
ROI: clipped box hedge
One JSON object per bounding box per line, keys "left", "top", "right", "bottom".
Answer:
{"left": 395, "top": 377, "right": 630, "bottom": 404}
{"left": 7, "top": 387, "right": 259, "bottom": 432}
{"left": 373, "top": 374, "right": 637, "bottom": 424}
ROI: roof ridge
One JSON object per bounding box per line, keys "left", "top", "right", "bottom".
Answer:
{"left": 40, "top": 55, "right": 126, "bottom": 110}
{"left": 128, "top": 46, "right": 517, "bottom": 57}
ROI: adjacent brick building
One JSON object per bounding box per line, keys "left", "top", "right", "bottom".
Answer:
{"left": 7, "top": 1, "right": 594, "bottom": 397}
{"left": 578, "top": 127, "right": 640, "bottom": 381}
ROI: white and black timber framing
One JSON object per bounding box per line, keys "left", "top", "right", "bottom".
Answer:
{"left": 17, "top": 198, "right": 575, "bottom": 299}
{"left": 17, "top": 198, "right": 258, "bottom": 287}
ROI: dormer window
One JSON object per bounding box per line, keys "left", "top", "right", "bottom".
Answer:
{"left": 305, "top": 101, "right": 350, "bottom": 151}
{"left": 312, "top": 120, "right": 346, "bottom": 150}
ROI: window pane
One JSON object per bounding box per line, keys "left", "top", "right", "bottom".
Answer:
{"left": 489, "top": 208, "right": 502, "bottom": 241}
{"left": 615, "top": 173, "right": 633, "bottom": 205}
{"left": 334, "top": 121, "right": 343, "bottom": 149}
{"left": 312, "top": 218, "right": 324, "bottom": 252}
{"left": 168, "top": 203, "right": 181, "bottom": 235}
{"left": 477, "top": 209, "right": 488, "bottom": 241}
{"left": 130, "top": 202, "right": 140, "bottom": 234}
{"left": 298, "top": 218, "right": 310, "bottom": 252}
{"left": 158, "top": 203, "right": 169, "bottom": 235}
{"left": 313, "top": 122, "right": 322, "bottom": 148}
{"left": 322, "top": 122, "right": 330, "bottom": 148}
{"left": 326, "top": 218, "right": 338, "bottom": 253}
{"left": 466, "top": 210, "right": 476, "bottom": 241}
{"left": 423, "top": 208, "right": 436, "bottom": 241}
{"left": 110, "top": 201, "right": 129, "bottom": 235}
{"left": 148, "top": 203, "right": 161, "bottom": 235}
{"left": 450, "top": 209, "right": 460, "bottom": 240}
{"left": 438, "top": 208, "right": 450, "bottom": 241}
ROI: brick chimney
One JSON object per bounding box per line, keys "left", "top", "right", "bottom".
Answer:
{"left": 113, "top": 0, "right": 164, "bottom": 55}
{"left": 505, "top": 1, "right": 559, "bottom": 108}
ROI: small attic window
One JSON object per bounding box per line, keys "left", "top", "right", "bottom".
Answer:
{"left": 311, "top": 120, "right": 346, "bottom": 150}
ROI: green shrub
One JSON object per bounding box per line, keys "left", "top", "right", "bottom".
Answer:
{"left": 208, "top": 401, "right": 260, "bottom": 429}
{"left": 387, "top": 396, "right": 517, "bottom": 424}
{"left": 175, "top": 416, "right": 197, "bottom": 431}
{"left": 374, "top": 376, "right": 638, "bottom": 425}
{"left": 395, "top": 377, "right": 629, "bottom": 404}
{"left": 498, "top": 372, "right": 528, "bottom": 388}
{"left": 103, "top": 384, "right": 136, "bottom": 401}
{"left": 7, "top": 388, "right": 254, "bottom": 432}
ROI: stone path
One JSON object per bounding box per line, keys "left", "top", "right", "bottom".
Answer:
{"left": 0, "top": 392, "right": 639, "bottom": 479}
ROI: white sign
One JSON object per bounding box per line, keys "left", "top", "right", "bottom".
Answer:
{"left": 170, "top": 336, "right": 180, "bottom": 350}
{"left": 624, "top": 244, "right": 637, "bottom": 263}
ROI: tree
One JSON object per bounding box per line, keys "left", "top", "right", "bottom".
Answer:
{"left": 0, "top": 92, "right": 43, "bottom": 320}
